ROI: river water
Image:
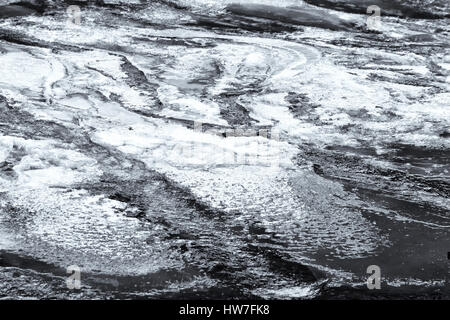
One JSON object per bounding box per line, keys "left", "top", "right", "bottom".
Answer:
{"left": 0, "top": 0, "right": 449, "bottom": 299}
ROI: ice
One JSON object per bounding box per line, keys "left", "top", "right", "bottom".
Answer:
{"left": 0, "top": 0, "right": 448, "bottom": 298}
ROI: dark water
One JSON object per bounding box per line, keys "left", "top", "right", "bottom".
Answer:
{"left": 0, "top": 0, "right": 449, "bottom": 299}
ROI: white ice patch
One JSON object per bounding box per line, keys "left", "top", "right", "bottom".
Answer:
{"left": 0, "top": 50, "right": 51, "bottom": 92}
{"left": 93, "top": 122, "right": 385, "bottom": 258}
{"left": 93, "top": 120, "right": 291, "bottom": 169}
{"left": 1, "top": 188, "right": 185, "bottom": 275}
{"left": 171, "top": 0, "right": 307, "bottom": 14}
{"left": 0, "top": 136, "right": 101, "bottom": 187}
{"left": 157, "top": 84, "right": 228, "bottom": 126}
{"left": 252, "top": 283, "right": 320, "bottom": 299}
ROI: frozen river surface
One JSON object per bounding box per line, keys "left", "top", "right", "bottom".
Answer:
{"left": 0, "top": 0, "right": 449, "bottom": 299}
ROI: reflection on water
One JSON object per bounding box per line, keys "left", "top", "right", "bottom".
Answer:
{"left": 0, "top": 0, "right": 449, "bottom": 299}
